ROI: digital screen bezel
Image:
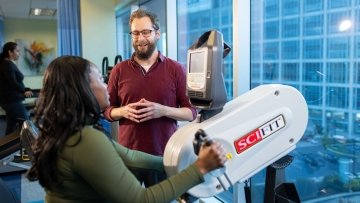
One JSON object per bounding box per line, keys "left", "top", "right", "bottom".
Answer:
{"left": 186, "top": 47, "right": 208, "bottom": 90}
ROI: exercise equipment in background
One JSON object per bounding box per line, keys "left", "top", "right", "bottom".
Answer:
{"left": 102, "top": 55, "right": 122, "bottom": 84}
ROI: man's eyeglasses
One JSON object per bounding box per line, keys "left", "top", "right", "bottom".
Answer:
{"left": 129, "top": 29, "right": 155, "bottom": 38}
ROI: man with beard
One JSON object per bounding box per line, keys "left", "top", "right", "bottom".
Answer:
{"left": 104, "top": 9, "right": 197, "bottom": 187}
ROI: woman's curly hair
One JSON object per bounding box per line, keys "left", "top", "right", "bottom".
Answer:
{"left": 26, "top": 56, "right": 101, "bottom": 189}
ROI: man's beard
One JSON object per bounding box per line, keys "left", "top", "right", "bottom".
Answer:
{"left": 133, "top": 40, "right": 157, "bottom": 60}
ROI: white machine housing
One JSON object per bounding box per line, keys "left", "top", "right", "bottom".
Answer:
{"left": 163, "top": 84, "right": 308, "bottom": 198}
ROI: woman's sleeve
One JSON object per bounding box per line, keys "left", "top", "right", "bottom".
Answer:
{"left": 72, "top": 128, "right": 204, "bottom": 203}
{"left": 112, "top": 140, "right": 164, "bottom": 171}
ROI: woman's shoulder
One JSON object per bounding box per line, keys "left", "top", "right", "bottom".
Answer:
{"left": 80, "top": 126, "right": 106, "bottom": 139}
{"left": 0, "top": 60, "right": 16, "bottom": 69}
{"left": 67, "top": 126, "right": 108, "bottom": 146}
{"left": 82, "top": 125, "right": 103, "bottom": 134}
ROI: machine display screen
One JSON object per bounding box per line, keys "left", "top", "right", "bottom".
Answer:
{"left": 189, "top": 51, "right": 206, "bottom": 73}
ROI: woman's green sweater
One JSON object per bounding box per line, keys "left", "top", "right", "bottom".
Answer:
{"left": 45, "top": 126, "right": 203, "bottom": 203}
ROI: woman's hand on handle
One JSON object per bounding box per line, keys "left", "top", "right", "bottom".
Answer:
{"left": 195, "top": 142, "right": 227, "bottom": 175}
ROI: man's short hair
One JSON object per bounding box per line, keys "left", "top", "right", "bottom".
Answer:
{"left": 129, "top": 9, "right": 160, "bottom": 30}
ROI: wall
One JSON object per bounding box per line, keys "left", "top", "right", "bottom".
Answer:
{"left": 1, "top": 2, "right": 117, "bottom": 116}
{"left": 3, "top": 2, "right": 117, "bottom": 88}
{"left": 4, "top": 18, "right": 57, "bottom": 89}
{"left": 0, "top": 18, "right": 56, "bottom": 116}
{"left": 80, "top": 0, "right": 117, "bottom": 70}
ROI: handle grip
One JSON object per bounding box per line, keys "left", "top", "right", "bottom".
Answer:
{"left": 193, "top": 129, "right": 212, "bottom": 155}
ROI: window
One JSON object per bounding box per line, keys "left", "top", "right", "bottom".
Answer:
{"left": 304, "top": 85, "right": 323, "bottom": 106}
{"left": 326, "top": 110, "right": 349, "bottom": 135}
{"left": 303, "top": 0, "right": 323, "bottom": 13}
{"left": 303, "top": 63, "right": 323, "bottom": 82}
{"left": 356, "top": 10, "right": 360, "bottom": 32}
{"left": 354, "top": 88, "right": 360, "bottom": 110}
{"left": 251, "top": 42, "right": 261, "bottom": 60}
{"left": 327, "top": 37, "right": 350, "bottom": 58}
{"left": 250, "top": 0, "right": 360, "bottom": 202}
{"left": 251, "top": 23, "right": 261, "bottom": 40}
{"left": 281, "top": 63, "right": 299, "bottom": 81}
{"left": 115, "top": 9, "right": 132, "bottom": 59}
{"left": 326, "top": 87, "right": 349, "bottom": 108}
{"left": 264, "top": 21, "right": 279, "bottom": 39}
{"left": 282, "top": 18, "right": 300, "bottom": 37}
{"left": 303, "top": 39, "right": 323, "bottom": 59}
{"left": 355, "top": 62, "right": 360, "bottom": 84}
{"left": 177, "top": 0, "right": 233, "bottom": 100}
{"left": 303, "top": 15, "right": 323, "bottom": 36}
{"left": 263, "top": 63, "right": 279, "bottom": 81}
{"left": 353, "top": 113, "right": 360, "bottom": 136}
{"left": 282, "top": 0, "right": 299, "bottom": 16}
{"left": 251, "top": 63, "right": 261, "bottom": 80}
{"left": 282, "top": 41, "right": 299, "bottom": 59}
{"left": 326, "top": 63, "right": 349, "bottom": 83}
{"left": 308, "top": 108, "right": 323, "bottom": 130}
{"left": 263, "top": 42, "right": 279, "bottom": 60}
{"left": 328, "top": 0, "right": 350, "bottom": 9}
{"left": 327, "top": 11, "right": 351, "bottom": 34}
{"left": 264, "top": 0, "right": 279, "bottom": 19}
{"left": 355, "top": 36, "right": 360, "bottom": 58}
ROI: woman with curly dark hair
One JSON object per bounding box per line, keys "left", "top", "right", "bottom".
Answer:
{"left": 26, "top": 55, "right": 226, "bottom": 203}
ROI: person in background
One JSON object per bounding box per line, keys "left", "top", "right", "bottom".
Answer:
{"left": 104, "top": 8, "right": 197, "bottom": 187}
{"left": 0, "top": 42, "right": 33, "bottom": 135}
{"left": 26, "top": 55, "right": 226, "bottom": 203}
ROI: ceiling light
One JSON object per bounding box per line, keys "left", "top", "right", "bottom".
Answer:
{"left": 33, "top": 8, "right": 41, "bottom": 15}
{"left": 29, "top": 8, "right": 57, "bottom": 17}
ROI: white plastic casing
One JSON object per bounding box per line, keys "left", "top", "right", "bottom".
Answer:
{"left": 163, "top": 84, "right": 308, "bottom": 198}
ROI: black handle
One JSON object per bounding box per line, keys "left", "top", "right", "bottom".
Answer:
{"left": 193, "top": 129, "right": 213, "bottom": 155}
{"left": 114, "top": 55, "right": 122, "bottom": 65}
{"left": 102, "top": 57, "right": 109, "bottom": 75}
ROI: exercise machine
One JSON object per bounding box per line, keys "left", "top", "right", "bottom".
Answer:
{"left": 163, "top": 30, "right": 307, "bottom": 202}
{"left": 101, "top": 55, "right": 122, "bottom": 84}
